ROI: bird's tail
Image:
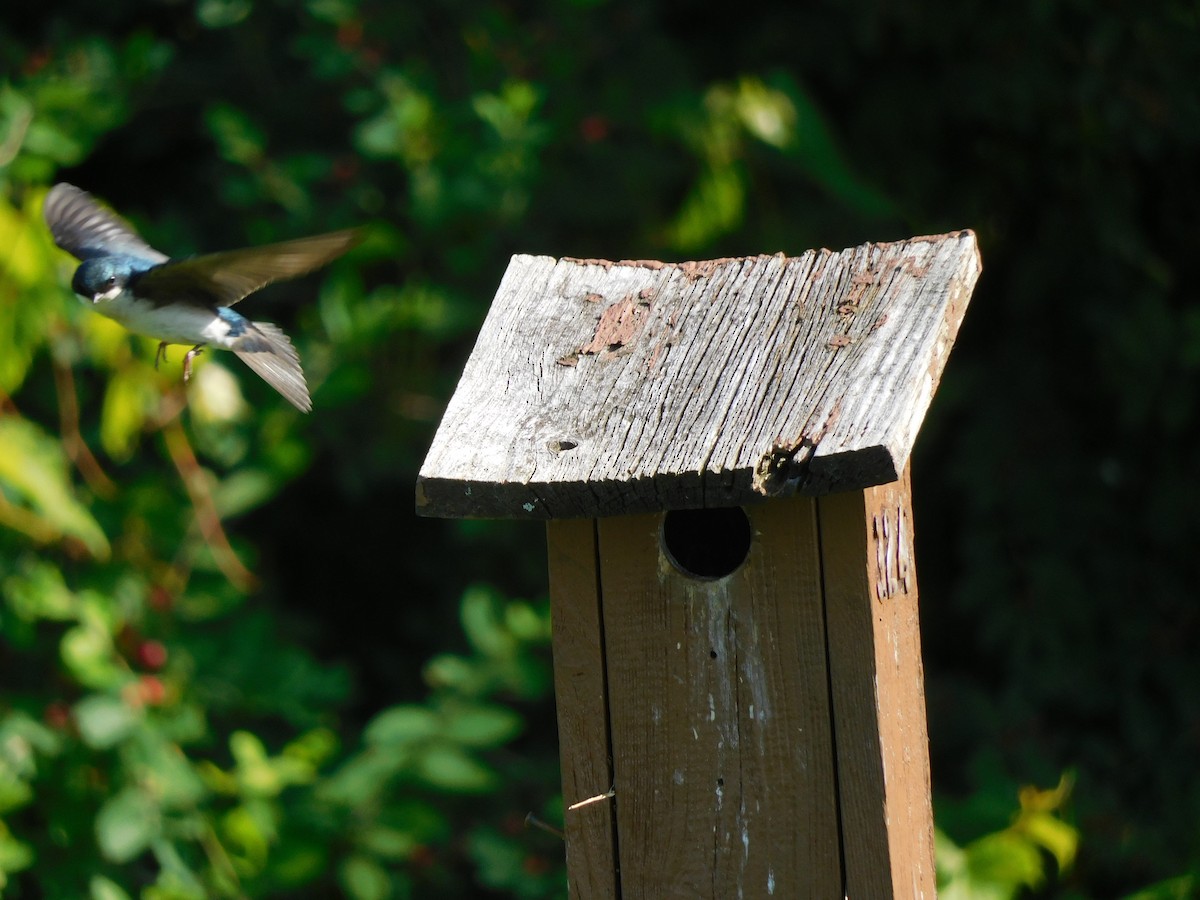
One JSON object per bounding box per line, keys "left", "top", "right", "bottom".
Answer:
{"left": 232, "top": 322, "right": 312, "bottom": 413}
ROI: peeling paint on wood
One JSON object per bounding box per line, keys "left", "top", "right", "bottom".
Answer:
{"left": 417, "top": 231, "right": 981, "bottom": 519}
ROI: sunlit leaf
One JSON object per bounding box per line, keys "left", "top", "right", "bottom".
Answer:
{"left": 90, "top": 874, "right": 133, "bottom": 900}
{"left": 0, "top": 416, "right": 109, "bottom": 557}
{"left": 74, "top": 694, "right": 139, "bottom": 749}
{"left": 95, "top": 787, "right": 160, "bottom": 863}
{"left": 60, "top": 624, "right": 123, "bottom": 689}
{"left": 1019, "top": 810, "right": 1078, "bottom": 874}
{"left": 966, "top": 830, "right": 1044, "bottom": 893}
{"left": 221, "top": 801, "right": 273, "bottom": 870}
{"left": 99, "top": 367, "right": 154, "bottom": 460}
{"left": 3, "top": 559, "right": 76, "bottom": 621}
{"left": 0, "top": 827, "right": 33, "bottom": 878}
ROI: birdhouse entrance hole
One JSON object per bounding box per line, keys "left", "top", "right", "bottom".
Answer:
{"left": 660, "top": 507, "right": 752, "bottom": 579}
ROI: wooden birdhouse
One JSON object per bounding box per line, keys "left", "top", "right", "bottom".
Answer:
{"left": 417, "top": 231, "right": 982, "bottom": 897}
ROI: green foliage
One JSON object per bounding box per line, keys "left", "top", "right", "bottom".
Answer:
{"left": 0, "top": 0, "right": 1197, "bottom": 896}
{"left": 937, "top": 776, "right": 1079, "bottom": 899}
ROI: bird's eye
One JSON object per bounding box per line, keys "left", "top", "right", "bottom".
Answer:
{"left": 105, "top": 276, "right": 117, "bottom": 287}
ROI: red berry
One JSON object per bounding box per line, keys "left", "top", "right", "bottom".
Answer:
{"left": 149, "top": 586, "right": 173, "bottom": 613}
{"left": 44, "top": 702, "right": 71, "bottom": 730}
{"left": 136, "top": 676, "right": 166, "bottom": 706}
{"left": 137, "top": 640, "right": 168, "bottom": 671}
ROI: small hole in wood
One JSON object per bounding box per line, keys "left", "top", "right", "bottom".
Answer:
{"left": 547, "top": 439, "right": 578, "bottom": 452}
{"left": 661, "top": 507, "right": 752, "bottom": 580}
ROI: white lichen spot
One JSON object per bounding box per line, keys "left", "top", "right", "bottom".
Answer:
{"left": 767, "top": 869, "right": 776, "bottom": 895}
{"left": 673, "top": 769, "right": 684, "bottom": 785}
{"left": 522, "top": 501, "right": 536, "bottom": 512}
{"left": 651, "top": 706, "right": 661, "bottom": 724}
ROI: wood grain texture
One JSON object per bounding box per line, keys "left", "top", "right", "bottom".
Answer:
{"left": 417, "top": 231, "right": 980, "bottom": 519}
{"left": 817, "top": 467, "right": 934, "bottom": 897}
{"left": 546, "top": 520, "right": 619, "bottom": 900}
{"left": 594, "top": 500, "right": 841, "bottom": 898}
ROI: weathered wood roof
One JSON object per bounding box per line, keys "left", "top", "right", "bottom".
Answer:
{"left": 418, "top": 230, "right": 981, "bottom": 519}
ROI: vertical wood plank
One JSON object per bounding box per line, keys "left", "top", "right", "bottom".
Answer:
{"left": 595, "top": 499, "right": 841, "bottom": 899}
{"left": 818, "top": 466, "right": 935, "bottom": 897}
{"left": 547, "top": 519, "right": 619, "bottom": 899}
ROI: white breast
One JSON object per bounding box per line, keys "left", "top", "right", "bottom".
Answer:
{"left": 91, "top": 292, "right": 238, "bottom": 348}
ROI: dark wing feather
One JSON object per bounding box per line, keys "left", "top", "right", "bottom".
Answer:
{"left": 232, "top": 322, "right": 311, "bottom": 412}
{"left": 135, "top": 230, "right": 363, "bottom": 307}
{"left": 43, "top": 183, "right": 168, "bottom": 263}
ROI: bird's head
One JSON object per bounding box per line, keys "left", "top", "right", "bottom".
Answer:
{"left": 71, "top": 258, "right": 134, "bottom": 303}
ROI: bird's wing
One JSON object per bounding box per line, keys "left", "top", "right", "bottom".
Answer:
{"left": 232, "top": 322, "right": 311, "bottom": 413}
{"left": 134, "top": 229, "right": 362, "bottom": 306}
{"left": 43, "top": 183, "right": 169, "bottom": 264}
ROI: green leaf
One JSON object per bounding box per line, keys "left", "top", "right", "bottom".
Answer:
{"left": 205, "top": 103, "right": 264, "bottom": 165}
{"left": 460, "top": 586, "right": 516, "bottom": 658}
{"left": 423, "top": 653, "right": 475, "bottom": 690}
{"left": 441, "top": 704, "right": 522, "bottom": 748}
{"left": 0, "top": 830, "right": 34, "bottom": 877}
{"left": 1123, "top": 875, "right": 1199, "bottom": 900}
{"left": 966, "top": 830, "right": 1044, "bottom": 893}
{"left": 340, "top": 854, "right": 391, "bottom": 900}
{"left": 0, "top": 768, "right": 33, "bottom": 815}
{"left": 0, "top": 416, "right": 109, "bottom": 558}
{"left": 667, "top": 165, "right": 745, "bottom": 251}
{"left": 357, "top": 825, "right": 417, "bottom": 860}
{"left": 317, "top": 750, "right": 404, "bottom": 806}
{"left": 3, "top": 559, "right": 76, "bottom": 621}
{"left": 415, "top": 745, "right": 496, "bottom": 792}
{"left": 90, "top": 874, "right": 133, "bottom": 900}
{"left": 99, "top": 367, "right": 154, "bottom": 461}
{"left": 127, "top": 730, "right": 208, "bottom": 809}
{"left": 365, "top": 705, "right": 439, "bottom": 746}
{"left": 95, "top": 787, "right": 160, "bottom": 863}
{"left": 211, "top": 468, "right": 279, "bottom": 518}
{"left": 1020, "top": 809, "right": 1078, "bottom": 874}
{"left": 74, "top": 694, "right": 139, "bottom": 749}
{"left": 61, "top": 625, "right": 123, "bottom": 690}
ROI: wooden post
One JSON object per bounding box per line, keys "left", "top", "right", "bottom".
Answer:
{"left": 417, "top": 233, "right": 981, "bottom": 897}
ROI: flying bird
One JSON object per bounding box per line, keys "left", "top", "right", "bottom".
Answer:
{"left": 44, "top": 183, "right": 361, "bottom": 412}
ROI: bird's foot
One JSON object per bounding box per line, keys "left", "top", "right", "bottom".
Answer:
{"left": 182, "top": 345, "right": 205, "bottom": 383}
{"left": 154, "top": 342, "right": 169, "bottom": 370}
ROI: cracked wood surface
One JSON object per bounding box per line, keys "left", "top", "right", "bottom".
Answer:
{"left": 418, "top": 231, "right": 980, "bottom": 519}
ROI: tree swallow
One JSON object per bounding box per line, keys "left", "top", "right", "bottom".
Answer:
{"left": 44, "top": 183, "right": 361, "bottom": 412}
